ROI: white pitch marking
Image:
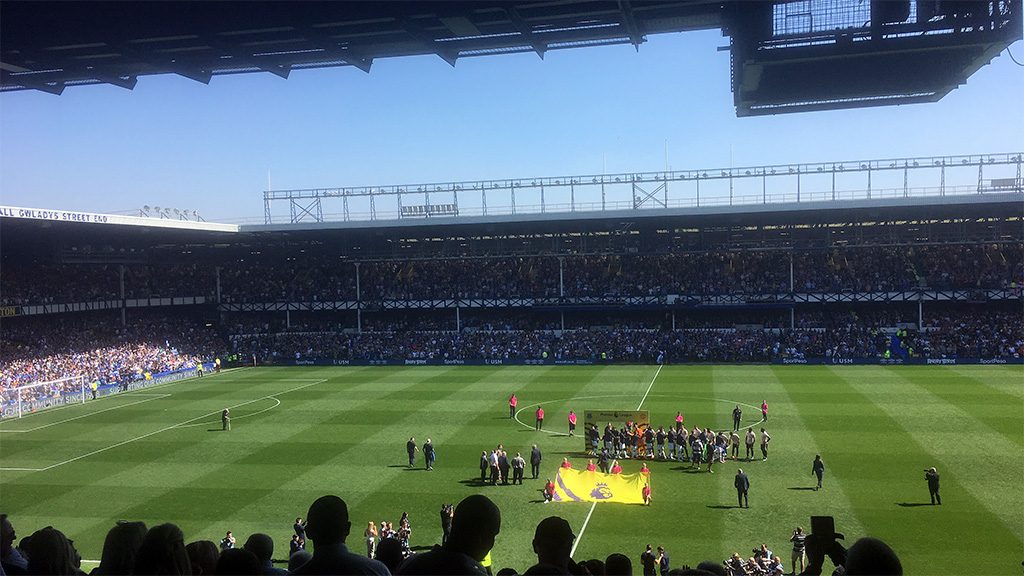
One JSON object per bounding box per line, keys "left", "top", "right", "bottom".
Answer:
{"left": 174, "top": 397, "right": 282, "bottom": 429}
{"left": 4, "top": 378, "right": 328, "bottom": 473}
{"left": 0, "top": 394, "right": 171, "bottom": 434}
{"left": 570, "top": 501, "right": 597, "bottom": 557}
{"left": 0, "top": 365, "right": 254, "bottom": 424}
{"left": 571, "top": 365, "right": 661, "bottom": 556}
{"left": 636, "top": 364, "right": 663, "bottom": 411}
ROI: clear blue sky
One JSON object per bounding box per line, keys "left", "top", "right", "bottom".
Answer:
{"left": 1, "top": 30, "right": 1021, "bottom": 221}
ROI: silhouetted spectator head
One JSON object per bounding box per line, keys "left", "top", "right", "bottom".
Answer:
{"left": 0, "top": 514, "right": 15, "bottom": 552}
{"left": 215, "top": 548, "right": 260, "bottom": 575}
{"left": 95, "top": 521, "right": 148, "bottom": 575}
{"left": 495, "top": 568, "right": 520, "bottom": 576}
{"left": 287, "top": 550, "right": 312, "bottom": 573}
{"left": 373, "top": 538, "right": 404, "bottom": 574}
{"left": 844, "top": 537, "right": 902, "bottom": 575}
{"left": 132, "top": 523, "right": 190, "bottom": 575}
{"left": 185, "top": 541, "right": 218, "bottom": 576}
{"left": 22, "top": 526, "right": 80, "bottom": 576}
{"left": 306, "top": 495, "right": 351, "bottom": 546}
{"left": 448, "top": 494, "right": 501, "bottom": 561}
{"left": 695, "top": 560, "right": 727, "bottom": 575}
{"left": 530, "top": 516, "right": 575, "bottom": 572}
{"left": 243, "top": 533, "right": 274, "bottom": 565}
{"left": 580, "top": 559, "right": 605, "bottom": 576}
{"left": 605, "top": 553, "right": 631, "bottom": 575}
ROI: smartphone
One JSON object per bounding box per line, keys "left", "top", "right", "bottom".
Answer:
{"left": 810, "top": 515, "right": 835, "bottom": 537}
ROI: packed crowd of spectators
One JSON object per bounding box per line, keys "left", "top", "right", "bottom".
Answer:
{"left": 5, "top": 244, "right": 1020, "bottom": 306}
{"left": 1, "top": 304, "right": 1017, "bottom": 401}
{"left": 0, "top": 314, "right": 223, "bottom": 395}
{"left": 0, "top": 494, "right": 901, "bottom": 575}
{"left": 228, "top": 308, "right": 1023, "bottom": 362}
{"left": 0, "top": 264, "right": 213, "bottom": 306}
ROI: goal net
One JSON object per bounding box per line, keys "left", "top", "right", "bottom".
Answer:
{"left": 0, "top": 375, "right": 89, "bottom": 419}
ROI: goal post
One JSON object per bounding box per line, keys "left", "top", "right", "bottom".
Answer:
{"left": 0, "top": 375, "right": 89, "bottom": 419}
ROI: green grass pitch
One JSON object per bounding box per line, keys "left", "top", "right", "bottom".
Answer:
{"left": 1, "top": 365, "right": 1021, "bottom": 574}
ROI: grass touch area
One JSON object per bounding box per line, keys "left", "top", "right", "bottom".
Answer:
{"left": 1, "top": 365, "right": 1021, "bottom": 574}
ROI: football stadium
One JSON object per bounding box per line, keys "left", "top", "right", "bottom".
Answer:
{"left": 1, "top": 2, "right": 1022, "bottom": 576}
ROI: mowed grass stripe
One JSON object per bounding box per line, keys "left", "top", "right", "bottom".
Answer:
{"left": 167, "top": 366, "right": 539, "bottom": 557}
{"left": 895, "top": 367, "right": 1023, "bottom": 448}
{"left": 532, "top": 362, "right": 675, "bottom": 565}
{"left": 0, "top": 367, "right": 389, "bottom": 558}
{"left": 0, "top": 367, "right": 257, "bottom": 433}
{"left": 761, "top": 367, "right": 869, "bottom": 543}
{"left": 712, "top": 366, "right": 865, "bottom": 567}
{"left": 540, "top": 365, "right": 666, "bottom": 564}
{"left": 853, "top": 366, "right": 1024, "bottom": 536}
{"left": 352, "top": 365, "right": 613, "bottom": 571}
{"left": 822, "top": 366, "right": 1022, "bottom": 575}
{"left": 3, "top": 366, "right": 1022, "bottom": 574}
{"left": 119, "top": 367, "right": 458, "bottom": 548}
{"left": 950, "top": 365, "right": 1024, "bottom": 401}
{"left": 0, "top": 368, "right": 285, "bottom": 473}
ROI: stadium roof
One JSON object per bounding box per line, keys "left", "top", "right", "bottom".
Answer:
{"left": 3, "top": 192, "right": 1021, "bottom": 240}
{"left": 2, "top": 1, "right": 1020, "bottom": 115}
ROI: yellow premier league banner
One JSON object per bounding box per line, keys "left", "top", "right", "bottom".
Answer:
{"left": 551, "top": 468, "right": 649, "bottom": 504}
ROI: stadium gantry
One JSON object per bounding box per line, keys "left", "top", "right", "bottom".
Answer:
{"left": 2, "top": 150, "right": 1021, "bottom": 364}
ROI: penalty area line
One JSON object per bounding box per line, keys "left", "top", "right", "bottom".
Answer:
{"left": 4, "top": 378, "right": 329, "bottom": 474}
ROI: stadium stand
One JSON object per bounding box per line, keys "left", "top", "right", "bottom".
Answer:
{"left": 1, "top": 175, "right": 1021, "bottom": 399}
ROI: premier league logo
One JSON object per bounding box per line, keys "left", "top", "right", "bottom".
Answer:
{"left": 590, "top": 483, "right": 613, "bottom": 499}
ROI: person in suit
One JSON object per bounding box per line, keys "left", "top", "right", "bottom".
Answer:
{"left": 406, "top": 438, "right": 417, "bottom": 468}
{"left": 925, "top": 467, "right": 941, "bottom": 505}
{"left": 530, "top": 444, "right": 542, "bottom": 479}
{"left": 479, "top": 451, "right": 489, "bottom": 483}
{"left": 512, "top": 452, "right": 526, "bottom": 485}
{"left": 812, "top": 455, "right": 825, "bottom": 491}
{"left": 498, "top": 451, "right": 511, "bottom": 485}
{"left": 735, "top": 469, "right": 750, "bottom": 508}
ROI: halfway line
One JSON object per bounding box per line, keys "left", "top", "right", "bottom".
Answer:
{"left": 574, "top": 364, "right": 663, "bottom": 557}
{"left": 570, "top": 502, "right": 597, "bottom": 557}
{"left": 636, "top": 364, "right": 663, "bottom": 411}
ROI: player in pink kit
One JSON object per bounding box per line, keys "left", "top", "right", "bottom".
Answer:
{"left": 509, "top": 394, "right": 517, "bottom": 418}
{"left": 568, "top": 410, "right": 577, "bottom": 436}
{"left": 535, "top": 406, "right": 545, "bottom": 430}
